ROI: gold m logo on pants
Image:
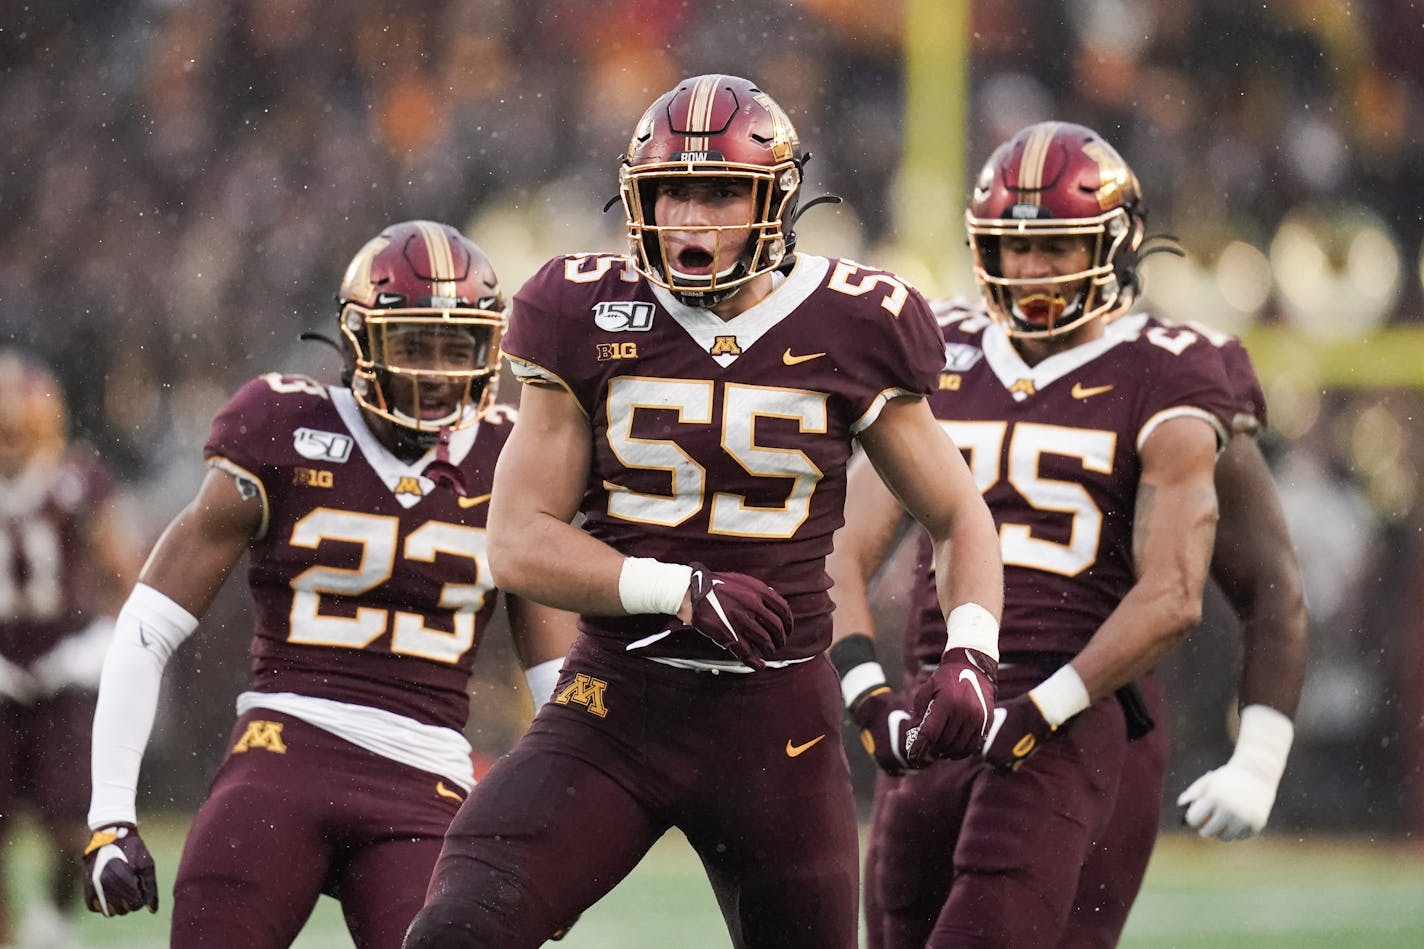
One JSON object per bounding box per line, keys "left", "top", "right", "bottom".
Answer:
{"left": 555, "top": 673, "right": 610, "bottom": 718}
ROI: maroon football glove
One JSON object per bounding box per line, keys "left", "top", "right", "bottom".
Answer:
{"left": 851, "top": 688, "right": 914, "bottom": 776}
{"left": 981, "top": 693, "right": 1055, "bottom": 771}
{"left": 906, "top": 647, "right": 997, "bottom": 765}
{"left": 685, "top": 563, "right": 791, "bottom": 671}
{"left": 83, "top": 822, "right": 159, "bottom": 916}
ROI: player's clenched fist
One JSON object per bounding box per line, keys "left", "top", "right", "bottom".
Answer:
{"left": 685, "top": 563, "right": 792, "bottom": 670}
{"left": 84, "top": 822, "right": 159, "bottom": 916}
{"left": 981, "top": 693, "right": 1055, "bottom": 770}
{"left": 981, "top": 662, "right": 1094, "bottom": 770}
{"left": 906, "top": 646, "right": 997, "bottom": 765}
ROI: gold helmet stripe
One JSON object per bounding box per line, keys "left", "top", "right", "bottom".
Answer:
{"left": 416, "top": 220, "right": 459, "bottom": 298}
{"left": 683, "top": 73, "right": 725, "bottom": 154}
{"left": 1017, "top": 121, "right": 1062, "bottom": 206}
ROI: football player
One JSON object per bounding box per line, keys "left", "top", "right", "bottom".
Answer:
{"left": 825, "top": 122, "right": 1274, "bottom": 948}
{"left": 845, "top": 309, "right": 1309, "bottom": 949}
{"left": 82, "top": 221, "right": 578, "bottom": 949}
{"left": 1060, "top": 314, "right": 1307, "bottom": 947}
{"left": 0, "top": 350, "right": 139, "bottom": 949}
{"left": 403, "top": 75, "right": 1003, "bottom": 949}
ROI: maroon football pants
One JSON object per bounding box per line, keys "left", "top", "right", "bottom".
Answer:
{"left": 171, "top": 710, "right": 462, "bottom": 949}
{"left": 407, "top": 634, "right": 860, "bottom": 949}
{"left": 863, "top": 672, "right": 1167, "bottom": 948}
{"left": 864, "top": 662, "right": 1141, "bottom": 948}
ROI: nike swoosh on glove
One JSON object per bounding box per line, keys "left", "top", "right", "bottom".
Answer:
{"left": 684, "top": 563, "right": 792, "bottom": 671}
{"left": 980, "top": 693, "right": 1055, "bottom": 770}
{"left": 906, "top": 647, "right": 997, "bottom": 765}
{"left": 851, "top": 688, "right": 914, "bottom": 776}
{"left": 84, "top": 823, "right": 159, "bottom": 916}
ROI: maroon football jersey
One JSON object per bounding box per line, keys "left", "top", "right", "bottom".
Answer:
{"left": 204, "top": 373, "right": 513, "bottom": 732}
{"left": 899, "top": 302, "right": 1235, "bottom": 668}
{"left": 501, "top": 252, "right": 945, "bottom": 660}
{"left": 0, "top": 446, "right": 115, "bottom": 666}
{"left": 1111, "top": 314, "right": 1268, "bottom": 436}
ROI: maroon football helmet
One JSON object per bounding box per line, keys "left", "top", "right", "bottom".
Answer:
{"left": 966, "top": 121, "right": 1146, "bottom": 338}
{"left": 337, "top": 221, "right": 505, "bottom": 437}
{"left": 619, "top": 74, "right": 803, "bottom": 306}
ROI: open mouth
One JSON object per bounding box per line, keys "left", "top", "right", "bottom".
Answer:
{"left": 672, "top": 246, "right": 716, "bottom": 275}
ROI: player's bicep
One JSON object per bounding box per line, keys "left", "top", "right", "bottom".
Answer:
{"left": 1133, "top": 416, "right": 1219, "bottom": 586}
{"left": 859, "top": 396, "right": 980, "bottom": 540}
{"left": 490, "top": 382, "right": 590, "bottom": 531}
{"left": 137, "top": 468, "right": 262, "bottom": 616}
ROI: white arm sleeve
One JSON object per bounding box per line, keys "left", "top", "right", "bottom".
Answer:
{"left": 87, "top": 584, "right": 199, "bottom": 829}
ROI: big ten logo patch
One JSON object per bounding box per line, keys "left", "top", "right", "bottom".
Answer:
{"left": 233, "top": 720, "right": 288, "bottom": 754}
{"left": 293, "top": 467, "right": 334, "bottom": 488}
{"left": 938, "top": 373, "right": 962, "bottom": 391}
{"left": 597, "top": 342, "right": 639, "bottom": 361}
{"left": 555, "top": 673, "right": 609, "bottom": 718}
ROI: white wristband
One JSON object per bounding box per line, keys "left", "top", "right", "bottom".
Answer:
{"left": 617, "top": 558, "right": 693, "bottom": 615}
{"left": 944, "top": 602, "right": 999, "bottom": 662}
{"left": 1027, "top": 664, "right": 1091, "bottom": 729}
{"left": 839, "top": 661, "right": 888, "bottom": 709}
{"left": 524, "top": 657, "right": 564, "bottom": 708}
{"left": 1231, "top": 704, "right": 1294, "bottom": 784}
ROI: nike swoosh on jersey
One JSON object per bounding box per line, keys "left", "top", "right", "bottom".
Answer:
{"left": 782, "top": 348, "right": 827, "bottom": 366}
{"left": 785, "top": 734, "right": 826, "bottom": 757}
{"left": 456, "top": 492, "right": 492, "bottom": 509}
{"left": 435, "top": 781, "right": 464, "bottom": 802}
{"left": 1071, "top": 382, "right": 1115, "bottom": 399}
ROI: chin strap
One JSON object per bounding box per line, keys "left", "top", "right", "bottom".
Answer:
{"left": 424, "top": 426, "right": 470, "bottom": 497}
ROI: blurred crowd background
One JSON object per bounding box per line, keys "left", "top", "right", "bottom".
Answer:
{"left": 2, "top": 0, "right": 1421, "bottom": 839}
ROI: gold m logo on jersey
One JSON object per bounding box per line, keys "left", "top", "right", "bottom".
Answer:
{"left": 555, "top": 673, "right": 609, "bottom": 718}
{"left": 394, "top": 476, "right": 425, "bottom": 496}
{"left": 233, "top": 720, "right": 288, "bottom": 754}
{"left": 597, "top": 342, "right": 639, "bottom": 361}
{"left": 709, "top": 335, "right": 742, "bottom": 356}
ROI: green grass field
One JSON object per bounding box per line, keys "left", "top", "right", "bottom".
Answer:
{"left": 9, "top": 818, "right": 1424, "bottom": 947}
